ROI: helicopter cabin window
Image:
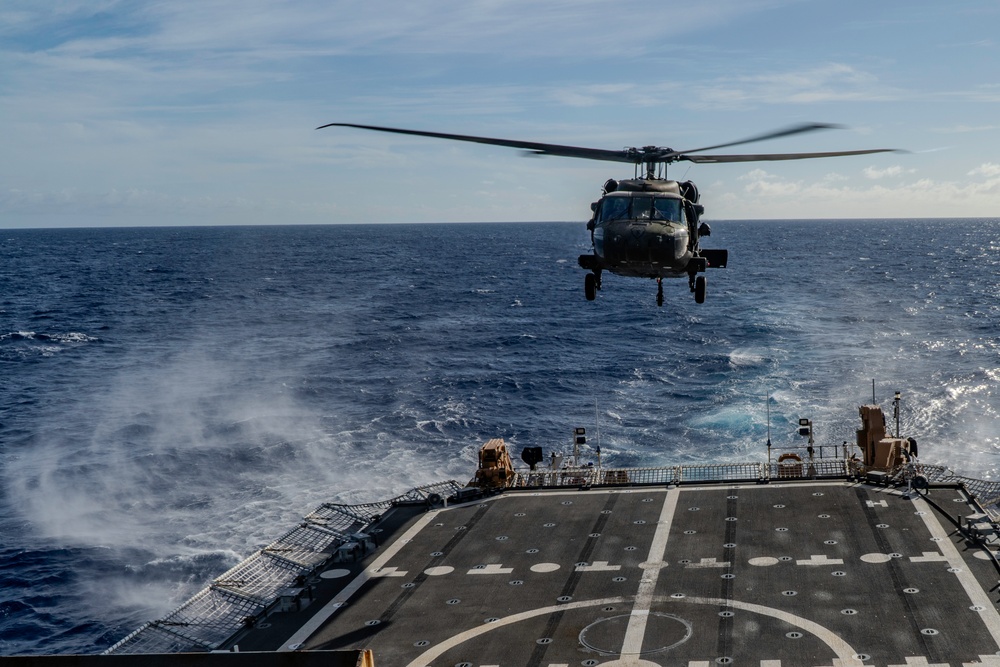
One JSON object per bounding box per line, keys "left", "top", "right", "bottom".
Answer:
{"left": 631, "top": 197, "right": 653, "bottom": 220}
{"left": 653, "top": 198, "right": 683, "bottom": 222}
{"left": 600, "top": 196, "right": 630, "bottom": 222}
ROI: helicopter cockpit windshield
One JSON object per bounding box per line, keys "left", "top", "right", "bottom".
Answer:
{"left": 599, "top": 196, "right": 683, "bottom": 223}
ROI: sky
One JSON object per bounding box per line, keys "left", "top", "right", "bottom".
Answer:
{"left": 2, "top": 0, "right": 999, "bottom": 227}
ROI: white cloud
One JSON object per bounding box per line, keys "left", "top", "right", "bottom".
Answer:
{"left": 863, "top": 165, "right": 912, "bottom": 179}
{"left": 968, "top": 163, "right": 1000, "bottom": 177}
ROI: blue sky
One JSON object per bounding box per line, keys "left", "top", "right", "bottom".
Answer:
{"left": 2, "top": 0, "right": 999, "bottom": 227}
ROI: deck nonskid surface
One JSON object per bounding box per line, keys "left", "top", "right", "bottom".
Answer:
{"left": 295, "top": 482, "right": 1000, "bottom": 666}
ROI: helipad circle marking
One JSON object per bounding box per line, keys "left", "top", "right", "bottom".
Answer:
{"left": 405, "top": 594, "right": 863, "bottom": 667}
{"left": 974, "top": 551, "right": 999, "bottom": 561}
{"left": 748, "top": 557, "right": 779, "bottom": 567}
{"left": 530, "top": 562, "right": 560, "bottom": 573}
{"left": 320, "top": 569, "right": 351, "bottom": 579}
{"left": 861, "top": 553, "right": 892, "bottom": 564}
{"left": 424, "top": 566, "right": 454, "bottom": 576}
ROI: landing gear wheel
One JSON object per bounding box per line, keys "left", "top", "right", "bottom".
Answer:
{"left": 585, "top": 273, "right": 597, "bottom": 301}
{"left": 656, "top": 278, "right": 664, "bottom": 307}
{"left": 694, "top": 275, "right": 706, "bottom": 304}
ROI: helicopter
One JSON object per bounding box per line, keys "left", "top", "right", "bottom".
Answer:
{"left": 317, "top": 122, "right": 898, "bottom": 306}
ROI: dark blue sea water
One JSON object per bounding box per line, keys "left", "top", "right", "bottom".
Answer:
{"left": 2, "top": 220, "right": 999, "bottom": 655}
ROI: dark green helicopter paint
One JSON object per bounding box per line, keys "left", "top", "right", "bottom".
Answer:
{"left": 317, "top": 122, "right": 899, "bottom": 306}
{"left": 579, "top": 178, "right": 726, "bottom": 305}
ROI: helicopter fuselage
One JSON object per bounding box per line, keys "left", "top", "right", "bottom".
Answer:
{"left": 578, "top": 178, "right": 726, "bottom": 304}
{"left": 594, "top": 215, "right": 691, "bottom": 278}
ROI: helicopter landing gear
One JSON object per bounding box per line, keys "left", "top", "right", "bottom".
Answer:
{"left": 656, "top": 278, "right": 664, "bottom": 307}
{"left": 695, "top": 275, "right": 706, "bottom": 304}
{"left": 585, "top": 271, "right": 602, "bottom": 301}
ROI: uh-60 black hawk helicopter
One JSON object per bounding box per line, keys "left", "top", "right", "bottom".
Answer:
{"left": 318, "top": 122, "right": 897, "bottom": 306}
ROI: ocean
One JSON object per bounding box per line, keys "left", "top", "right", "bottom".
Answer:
{"left": 1, "top": 219, "right": 999, "bottom": 655}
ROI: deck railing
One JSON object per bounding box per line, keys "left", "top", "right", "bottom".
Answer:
{"left": 104, "top": 480, "right": 463, "bottom": 655}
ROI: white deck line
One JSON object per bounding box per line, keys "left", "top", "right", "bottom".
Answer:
{"left": 280, "top": 509, "right": 441, "bottom": 651}
{"left": 620, "top": 488, "right": 680, "bottom": 656}
{"left": 912, "top": 495, "right": 1000, "bottom": 650}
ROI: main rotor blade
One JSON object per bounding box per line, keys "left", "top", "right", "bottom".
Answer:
{"left": 681, "top": 148, "right": 900, "bottom": 164}
{"left": 663, "top": 123, "right": 842, "bottom": 160}
{"left": 317, "top": 122, "right": 636, "bottom": 163}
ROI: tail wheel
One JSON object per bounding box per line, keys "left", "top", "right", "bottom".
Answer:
{"left": 585, "top": 273, "right": 597, "bottom": 301}
{"left": 695, "top": 275, "right": 706, "bottom": 304}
